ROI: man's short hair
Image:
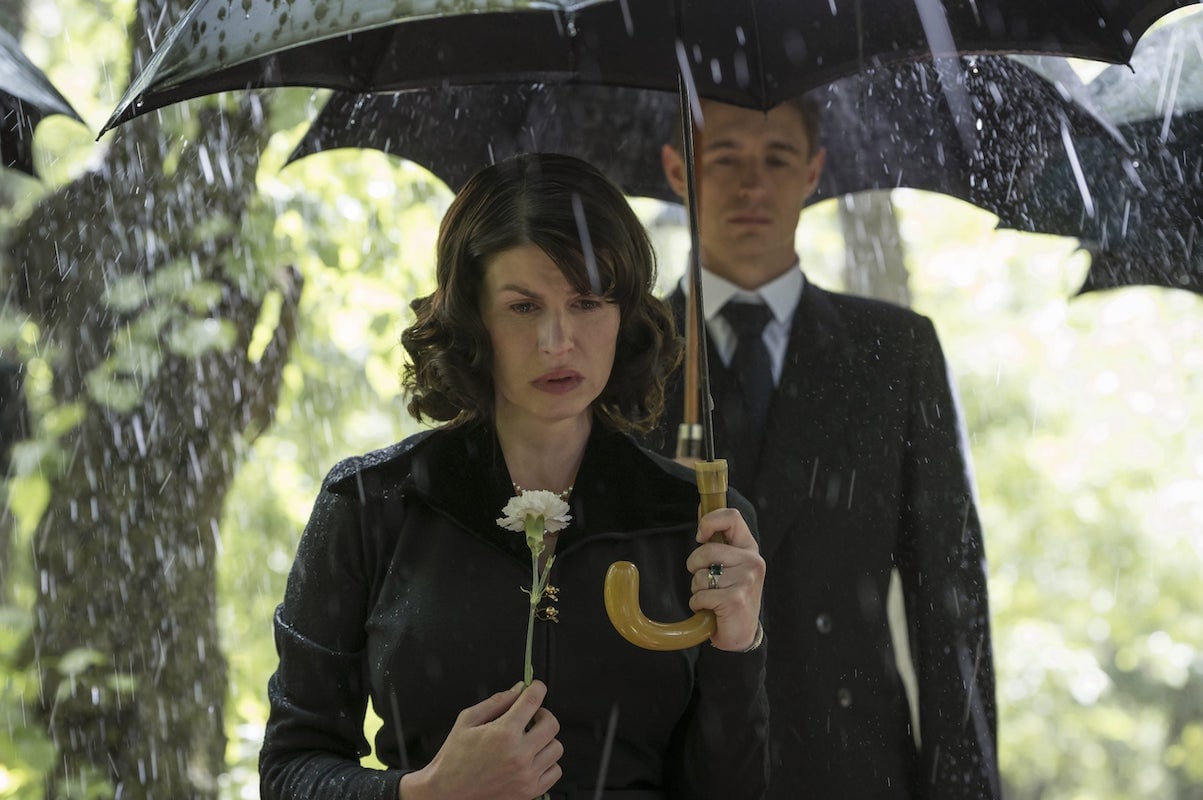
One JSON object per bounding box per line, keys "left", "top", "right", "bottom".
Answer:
{"left": 669, "top": 94, "right": 823, "bottom": 158}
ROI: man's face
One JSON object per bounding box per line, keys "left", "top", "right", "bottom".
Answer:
{"left": 662, "top": 100, "right": 825, "bottom": 288}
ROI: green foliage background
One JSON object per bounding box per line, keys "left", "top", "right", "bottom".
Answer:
{"left": 2, "top": 3, "right": 1202, "bottom": 798}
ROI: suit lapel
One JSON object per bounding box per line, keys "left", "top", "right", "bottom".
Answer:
{"left": 747, "top": 282, "right": 844, "bottom": 559}
{"left": 669, "top": 281, "right": 845, "bottom": 558}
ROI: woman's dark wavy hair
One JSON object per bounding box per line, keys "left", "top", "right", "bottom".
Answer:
{"left": 402, "top": 153, "right": 682, "bottom": 433}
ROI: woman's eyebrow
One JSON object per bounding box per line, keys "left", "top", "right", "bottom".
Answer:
{"left": 496, "top": 283, "right": 539, "bottom": 298}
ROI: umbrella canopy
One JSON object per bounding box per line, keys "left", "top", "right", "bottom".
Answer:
{"left": 284, "top": 55, "right": 1126, "bottom": 219}
{"left": 0, "top": 25, "right": 84, "bottom": 177}
{"left": 287, "top": 83, "right": 680, "bottom": 202}
{"left": 93, "top": 0, "right": 1203, "bottom": 647}
{"left": 995, "top": 10, "right": 1203, "bottom": 294}
{"left": 100, "top": 0, "right": 1201, "bottom": 136}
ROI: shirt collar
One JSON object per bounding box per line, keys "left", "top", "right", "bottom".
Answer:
{"left": 679, "top": 258, "right": 805, "bottom": 324}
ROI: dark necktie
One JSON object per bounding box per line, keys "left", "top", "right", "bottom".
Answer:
{"left": 719, "top": 300, "right": 775, "bottom": 438}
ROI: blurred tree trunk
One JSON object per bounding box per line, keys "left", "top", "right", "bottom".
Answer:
{"left": 838, "top": 190, "right": 911, "bottom": 307}
{"left": 0, "top": 360, "right": 28, "bottom": 600}
{"left": 9, "top": 1, "right": 300, "bottom": 796}
{"left": 0, "top": 0, "right": 28, "bottom": 619}
{"left": 0, "top": 0, "right": 26, "bottom": 213}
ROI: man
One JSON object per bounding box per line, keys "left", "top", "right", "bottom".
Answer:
{"left": 648, "top": 98, "right": 1001, "bottom": 799}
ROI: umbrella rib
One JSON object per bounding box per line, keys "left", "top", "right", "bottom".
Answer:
{"left": 747, "top": 0, "right": 768, "bottom": 108}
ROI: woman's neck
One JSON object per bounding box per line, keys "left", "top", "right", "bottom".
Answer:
{"left": 495, "top": 412, "right": 592, "bottom": 496}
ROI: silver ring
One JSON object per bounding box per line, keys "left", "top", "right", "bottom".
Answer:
{"left": 707, "top": 563, "right": 723, "bottom": 590}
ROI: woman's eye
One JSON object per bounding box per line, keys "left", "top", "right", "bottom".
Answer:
{"left": 576, "top": 296, "right": 610, "bottom": 311}
{"left": 510, "top": 301, "right": 538, "bottom": 314}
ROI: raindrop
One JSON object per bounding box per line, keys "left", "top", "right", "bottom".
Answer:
{"left": 570, "top": 193, "right": 601, "bottom": 294}
{"left": 592, "top": 704, "right": 620, "bottom": 797}
{"left": 1059, "top": 119, "right": 1096, "bottom": 218}
{"left": 783, "top": 30, "right": 807, "bottom": 66}
{"left": 733, "top": 50, "right": 750, "bottom": 89}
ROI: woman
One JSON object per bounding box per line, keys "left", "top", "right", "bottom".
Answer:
{"left": 260, "top": 153, "right": 768, "bottom": 800}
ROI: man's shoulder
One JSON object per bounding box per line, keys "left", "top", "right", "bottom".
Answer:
{"left": 805, "top": 283, "right": 938, "bottom": 342}
{"left": 814, "top": 283, "right": 928, "bottom": 323}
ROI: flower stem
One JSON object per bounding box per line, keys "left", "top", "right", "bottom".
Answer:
{"left": 524, "top": 551, "right": 539, "bottom": 687}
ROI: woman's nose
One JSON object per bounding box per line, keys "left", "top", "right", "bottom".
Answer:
{"left": 538, "top": 312, "right": 571, "bottom": 353}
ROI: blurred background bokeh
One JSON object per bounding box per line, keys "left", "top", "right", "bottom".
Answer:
{"left": 1, "top": 2, "right": 1200, "bottom": 798}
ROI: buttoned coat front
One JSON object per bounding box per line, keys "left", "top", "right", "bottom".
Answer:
{"left": 260, "top": 423, "right": 769, "bottom": 800}
{"left": 646, "top": 280, "right": 999, "bottom": 799}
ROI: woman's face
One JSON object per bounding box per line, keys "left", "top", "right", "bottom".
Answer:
{"left": 480, "top": 243, "right": 621, "bottom": 430}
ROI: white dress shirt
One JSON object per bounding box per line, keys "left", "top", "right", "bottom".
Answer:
{"left": 678, "top": 261, "right": 804, "bottom": 385}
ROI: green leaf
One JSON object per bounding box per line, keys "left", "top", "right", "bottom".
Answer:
{"left": 109, "top": 337, "right": 164, "bottom": 379}
{"left": 103, "top": 274, "right": 151, "bottom": 312}
{"left": 146, "top": 258, "right": 203, "bottom": 299}
{"left": 189, "top": 213, "right": 237, "bottom": 246}
{"left": 166, "top": 318, "right": 237, "bottom": 358}
{"left": 4, "top": 474, "right": 50, "bottom": 539}
{"left": 41, "top": 402, "right": 86, "bottom": 437}
{"left": 105, "top": 673, "right": 139, "bottom": 696}
{"left": 84, "top": 366, "right": 144, "bottom": 413}
{"left": 181, "top": 281, "right": 226, "bottom": 313}
{"left": 56, "top": 648, "right": 106, "bottom": 677}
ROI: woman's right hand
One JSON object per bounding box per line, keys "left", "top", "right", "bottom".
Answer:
{"left": 398, "top": 680, "right": 562, "bottom": 800}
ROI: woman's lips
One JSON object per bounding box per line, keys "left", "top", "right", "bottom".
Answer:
{"left": 533, "top": 368, "right": 584, "bottom": 394}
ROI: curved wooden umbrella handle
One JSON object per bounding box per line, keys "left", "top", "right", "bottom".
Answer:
{"left": 604, "top": 460, "right": 729, "bottom": 651}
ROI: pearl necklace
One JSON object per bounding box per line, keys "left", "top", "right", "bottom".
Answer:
{"left": 511, "top": 482, "right": 573, "bottom": 501}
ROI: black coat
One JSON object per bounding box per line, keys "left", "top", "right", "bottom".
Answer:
{"left": 646, "top": 281, "right": 1000, "bottom": 799}
{"left": 260, "top": 422, "right": 769, "bottom": 800}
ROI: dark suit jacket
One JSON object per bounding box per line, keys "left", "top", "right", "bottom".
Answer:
{"left": 646, "top": 280, "right": 1000, "bottom": 799}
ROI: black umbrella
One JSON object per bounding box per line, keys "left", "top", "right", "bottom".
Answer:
{"left": 994, "top": 10, "right": 1203, "bottom": 294}
{"left": 0, "top": 25, "right": 84, "bottom": 177}
{"left": 95, "top": 0, "right": 1202, "bottom": 649}
{"left": 100, "top": 0, "right": 1202, "bottom": 136}
{"left": 287, "top": 83, "right": 682, "bottom": 202}
{"left": 285, "top": 54, "right": 1125, "bottom": 218}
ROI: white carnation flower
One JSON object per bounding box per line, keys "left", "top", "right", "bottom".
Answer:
{"left": 496, "top": 490, "right": 572, "bottom": 534}
{"left": 497, "top": 488, "right": 572, "bottom": 697}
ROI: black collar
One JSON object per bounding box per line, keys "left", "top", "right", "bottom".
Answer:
{"left": 330, "top": 421, "right": 702, "bottom": 563}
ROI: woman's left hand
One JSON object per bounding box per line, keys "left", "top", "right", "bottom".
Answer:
{"left": 686, "top": 507, "right": 766, "bottom": 651}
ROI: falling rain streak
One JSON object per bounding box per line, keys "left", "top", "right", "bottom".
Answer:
{"left": 1, "top": 2, "right": 1201, "bottom": 800}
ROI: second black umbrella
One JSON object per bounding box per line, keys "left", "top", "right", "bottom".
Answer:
{"left": 0, "top": 25, "right": 84, "bottom": 177}
{"left": 287, "top": 55, "right": 1125, "bottom": 223}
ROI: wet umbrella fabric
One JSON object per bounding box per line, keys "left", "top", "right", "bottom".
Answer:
{"left": 286, "top": 84, "right": 682, "bottom": 201}
{"left": 287, "top": 83, "right": 681, "bottom": 202}
{"left": 996, "top": 11, "right": 1203, "bottom": 294}
{"left": 100, "top": 0, "right": 1202, "bottom": 136}
{"left": 285, "top": 55, "right": 1125, "bottom": 221}
{"left": 0, "top": 25, "right": 84, "bottom": 176}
